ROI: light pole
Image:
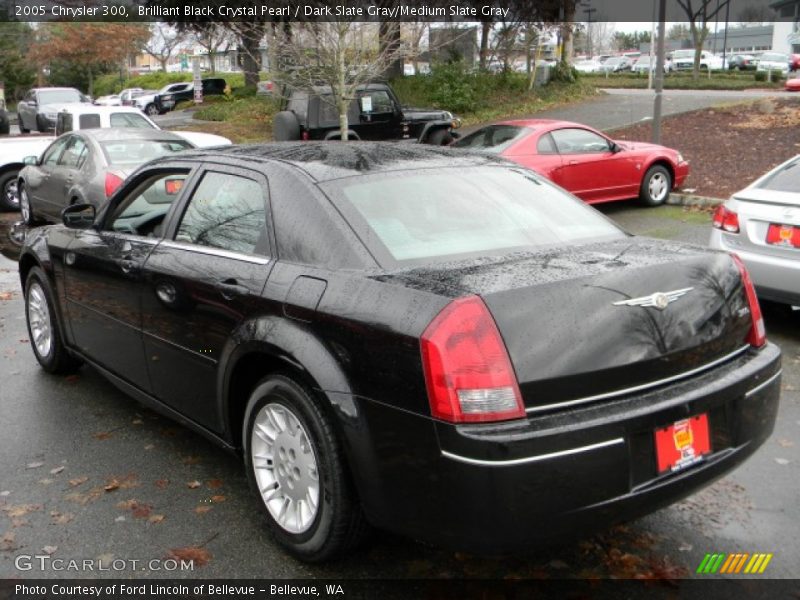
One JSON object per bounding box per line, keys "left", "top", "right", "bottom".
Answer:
{"left": 652, "top": 0, "right": 667, "bottom": 144}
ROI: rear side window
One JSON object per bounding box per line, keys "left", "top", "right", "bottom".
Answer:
{"left": 537, "top": 133, "right": 558, "bottom": 155}
{"left": 326, "top": 167, "right": 623, "bottom": 265}
{"left": 452, "top": 125, "right": 528, "bottom": 153}
{"left": 78, "top": 114, "right": 101, "bottom": 129}
{"left": 756, "top": 159, "right": 800, "bottom": 193}
{"left": 175, "top": 172, "right": 268, "bottom": 256}
{"left": 58, "top": 137, "right": 88, "bottom": 169}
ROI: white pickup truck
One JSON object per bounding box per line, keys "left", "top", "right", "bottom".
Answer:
{"left": 0, "top": 104, "right": 230, "bottom": 211}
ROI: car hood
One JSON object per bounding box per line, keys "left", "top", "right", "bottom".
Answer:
{"left": 173, "top": 131, "right": 232, "bottom": 148}
{"left": 402, "top": 107, "right": 455, "bottom": 122}
{"left": 615, "top": 140, "right": 674, "bottom": 154}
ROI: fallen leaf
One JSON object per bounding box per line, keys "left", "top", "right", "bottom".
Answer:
{"left": 194, "top": 506, "right": 212, "bottom": 514}
{"left": 116, "top": 499, "right": 138, "bottom": 511}
{"left": 42, "top": 545, "right": 58, "bottom": 555}
{"left": 114, "top": 516, "right": 126, "bottom": 523}
{"left": 210, "top": 495, "right": 226, "bottom": 504}
{"left": 26, "top": 461, "right": 44, "bottom": 469}
{"left": 148, "top": 514, "right": 165, "bottom": 524}
{"left": 777, "top": 439, "right": 794, "bottom": 448}
{"left": 94, "top": 432, "right": 113, "bottom": 441}
{"left": 68, "top": 477, "right": 88, "bottom": 487}
{"left": 50, "top": 466, "right": 65, "bottom": 475}
{"left": 1, "top": 531, "right": 17, "bottom": 551}
{"left": 3, "top": 504, "right": 42, "bottom": 518}
{"left": 0, "top": 292, "right": 12, "bottom": 301}
{"left": 65, "top": 487, "right": 103, "bottom": 505}
{"left": 207, "top": 479, "right": 223, "bottom": 489}
{"left": 132, "top": 504, "right": 152, "bottom": 519}
{"left": 104, "top": 480, "right": 120, "bottom": 492}
{"left": 50, "top": 511, "right": 74, "bottom": 525}
{"left": 187, "top": 480, "right": 202, "bottom": 489}
{"left": 167, "top": 546, "right": 211, "bottom": 567}
{"left": 154, "top": 479, "right": 169, "bottom": 489}
{"left": 38, "top": 479, "right": 54, "bottom": 485}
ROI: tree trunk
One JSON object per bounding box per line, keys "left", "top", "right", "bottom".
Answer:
{"left": 159, "top": 57, "right": 168, "bottom": 72}
{"left": 208, "top": 51, "right": 216, "bottom": 74}
{"left": 479, "top": 20, "right": 491, "bottom": 69}
{"left": 560, "top": 1, "right": 576, "bottom": 67}
{"left": 239, "top": 23, "right": 265, "bottom": 88}
{"left": 379, "top": 22, "right": 402, "bottom": 79}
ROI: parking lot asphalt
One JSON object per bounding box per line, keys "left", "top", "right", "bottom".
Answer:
{"left": 0, "top": 204, "right": 798, "bottom": 583}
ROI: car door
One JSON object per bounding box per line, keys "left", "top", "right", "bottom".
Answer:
{"left": 549, "top": 127, "right": 637, "bottom": 202}
{"left": 139, "top": 165, "right": 273, "bottom": 431}
{"left": 353, "top": 89, "right": 401, "bottom": 140}
{"left": 62, "top": 167, "right": 195, "bottom": 391}
{"left": 47, "top": 135, "right": 90, "bottom": 214}
{"left": 26, "top": 136, "right": 71, "bottom": 220}
{"left": 507, "top": 131, "right": 565, "bottom": 185}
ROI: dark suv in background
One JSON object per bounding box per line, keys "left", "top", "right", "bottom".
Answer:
{"left": 155, "top": 78, "right": 227, "bottom": 113}
{"left": 273, "top": 82, "right": 461, "bottom": 144}
{"left": 17, "top": 87, "right": 91, "bottom": 133}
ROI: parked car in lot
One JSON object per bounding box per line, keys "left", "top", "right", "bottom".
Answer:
{"left": 573, "top": 59, "right": 604, "bottom": 73}
{"left": 756, "top": 52, "right": 790, "bottom": 75}
{"left": 94, "top": 94, "right": 121, "bottom": 106}
{"left": 598, "top": 56, "right": 632, "bottom": 73}
{"left": 727, "top": 54, "right": 757, "bottom": 71}
{"left": 452, "top": 119, "right": 689, "bottom": 205}
{"left": 274, "top": 82, "right": 461, "bottom": 144}
{"left": 17, "top": 87, "right": 91, "bottom": 133}
{"left": 631, "top": 55, "right": 669, "bottom": 74}
{"left": 785, "top": 76, "right": 800, "bottom": 91}
{"left": 154, "top": 78, "right": 228, "bottom": 114}
{"left": 791, "top": 53, "right": 800, "bottom": 71}
{"left": 710, "top": 154, "right": 800, "bottom": 306}
{"left": 119, "top": 88, "right": 147, "bottom": 106}
{"left": 18, "top": 142, "right": 781, "bottom": 561}
{"left": 18, "top": 128, "right": 194, "bottom": 225}
{"left": 671, "top": 49, "right": 724, "bottom": 71}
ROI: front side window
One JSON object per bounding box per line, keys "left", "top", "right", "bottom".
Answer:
{"left": 359, "top": 90, "right": 394, "bottom": 114}
{"left": 175, "top": 172, "right": 268, "bottom": 256}
{"left": 42, "top": 137, "right": 70, "bottom": 166}
{"left": 109, "top": 171, "right": 189, "bottom": 236}
{"left": 550, "top": 128, "right": 611, "bottom": 154}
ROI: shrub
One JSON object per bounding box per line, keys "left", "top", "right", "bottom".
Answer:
{"left": 754, "top": 71, "right": 767, "bottom": 82}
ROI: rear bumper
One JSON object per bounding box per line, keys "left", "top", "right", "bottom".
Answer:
{"left": 351, "top": 343, "right": 780, "bottom": 553}
{"left": 710, "top": 230, "right": 800, "bottom": 305}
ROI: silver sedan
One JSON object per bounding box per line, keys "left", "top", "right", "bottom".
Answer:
{"left": 18, "top": 128, "right": 194, "bottom": 226}
{"left": 710, "top": 154, "right": 800, "bottom": 306}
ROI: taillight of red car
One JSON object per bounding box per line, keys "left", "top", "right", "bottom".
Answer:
{"left": 731, "top": 254, "right": 766, "bottom": 348}
{"left": 712, "top": 205, "right": 740, "bottom": 233}
{"left": 104, "top": 172, "right": 124, "bottom": 198}
{"left": 420, "top": 295, "right": 525, "bottom": 423}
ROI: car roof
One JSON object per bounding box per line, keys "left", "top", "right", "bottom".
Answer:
{"left": 170, "top": 141, "right": 509, "bottom": 182}
{"left": 73, "top": 127, "right": 188, "bottom": 142}
{"left": 34, "top": 87, "right": 81, "bottom": 92}
{"left": 493, "top": 118, "right": 594, "bottom": 131}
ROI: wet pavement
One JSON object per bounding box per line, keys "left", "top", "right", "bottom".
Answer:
{"left": 0, "top": 206, "right": 798, "bottom": 583}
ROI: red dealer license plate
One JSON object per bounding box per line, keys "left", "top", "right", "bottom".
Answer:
{"left": 766, "top": 223, "right": 800, "bottom": 248}
{"left": 654, "top": 415, "right": 711, "bottom": 473}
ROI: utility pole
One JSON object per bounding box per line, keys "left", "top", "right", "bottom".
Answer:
{"left": 652, "top": 0, "right": 666, "bottom": 144}
{"left": 582, "top": 3, "right": 596, "bottom": 58}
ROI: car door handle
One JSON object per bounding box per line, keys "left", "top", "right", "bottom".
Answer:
{"left": 216, "top": 279, "right": 250, "bottom": 300}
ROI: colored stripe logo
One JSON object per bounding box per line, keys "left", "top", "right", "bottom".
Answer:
{"left": 696, "top": 553, "right": 773, "bottom": 574}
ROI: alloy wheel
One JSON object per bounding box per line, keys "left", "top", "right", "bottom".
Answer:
{"left": 20, "top": 187, "right": 31, "bottom": 223}
{"left": 27, "top": 282, "right": 52, "bottom": 359}
{"left": 648, "top": 172, "right": 668, "bottom": 203}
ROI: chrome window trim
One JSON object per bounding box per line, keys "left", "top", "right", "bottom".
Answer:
{"left": 441, "top": 437, "right": 625, "bottom": 467}
{"left": 744, "top": 369, "right": 782, "bottom": 398}
{"left": 526, "top": 345, "right": 751, "bottom": 414}
{"left": 158, "top": 239, "right": 271, "bottom": 265}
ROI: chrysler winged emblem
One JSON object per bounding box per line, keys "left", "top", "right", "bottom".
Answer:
{"left": 612, "top": 287, "right": 694, "bottom": 310}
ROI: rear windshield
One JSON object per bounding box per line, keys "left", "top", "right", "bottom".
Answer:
{"left": 100, "top": 139, "right": 192, "bottom": 166}
{"left": 110, "top": 112, "right": 155, "bottom": 128}
{"left": 325, "top": 167, "right": 624, "bottom": 266}
{"left": 452, "top": 125, "right": 528, "bottom": 153}
{"left": 39, "top": 89, "right": 82, "bottom": 104}
{"left": 756, "top": 158, "right": 800, "bottom": 193}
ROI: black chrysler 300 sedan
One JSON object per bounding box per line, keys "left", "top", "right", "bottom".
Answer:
{"left": 19, "top": 143, "right": 781, "bottom": 561}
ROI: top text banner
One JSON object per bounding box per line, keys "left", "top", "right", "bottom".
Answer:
{"left": 2, "top": 0, "right": 794, "bottom": 22}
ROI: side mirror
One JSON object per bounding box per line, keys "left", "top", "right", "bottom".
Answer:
{"left": 22, "top": 155, "right": 38, "bottom": 166}
{"left": 610, "top": 142, "right": 622, "bottom": 154}
{"left": 62, "top": 203, "right": 96, "bottom": 229}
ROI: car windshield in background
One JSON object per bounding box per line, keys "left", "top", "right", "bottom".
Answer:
{"left": 328, "top": 167, "right": 624, "bottom": 265}
{"left": 452, "top": 125, "right": 528, "bottom": 153}
{"left": 39, "top": 90, "right": 82, "bottom": 104}
{"left": 109, "top": 112, "right": 156, "bottom": 129}
{"left": 101, "top": 139, "right": 192, "bottom": 165}
{"left": 756, "top": 158, "right": 800, "bottom": 193}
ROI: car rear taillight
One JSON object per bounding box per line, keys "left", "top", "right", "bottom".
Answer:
{"left": 731, "top": 254, "right": 766, "bottom": 348}
{"left": 301, "top": 130, "right": 310, "bottom": 141}
{"left": 420, "top": 295, "right": 525, "bottom": 423}
{"left": 712, "top": 205, "right": 740, "bottom": 233}
{"left": 104, "top": 172, "right": 124, "bottom": 198}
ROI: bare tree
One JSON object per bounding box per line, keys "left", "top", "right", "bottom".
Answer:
{"left": 402, "top": 22, "right": 429, "bottom": 74}
{"left": 273, "top": 22, "right": 408, "bottom": 141}
{"left": 676, "top": 0, "right": 730, "bottom": 79}
{"left": 192, "top": 23, "right": 232, "bottom": 74}
{"left": 142, "top": 23, "right": 187, "bottom": 72}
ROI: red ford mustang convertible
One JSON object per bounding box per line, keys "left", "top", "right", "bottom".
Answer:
{"left": 453, "top": 119, "right": 690, "bottom": 206}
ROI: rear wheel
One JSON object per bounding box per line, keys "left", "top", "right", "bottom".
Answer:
{"left": 0, "top": 170, "right": 20, "bottom": 212}
{"left": 243, "top": 375, "right": 368, "bottom": 562}
{"left": 24, "top": 267, "right": 82, "bottom": 374}
{"left": 19, "top": 184, "right": 36, "bottom": 225}
{"left": 18, "top": 115, "right": 29, "bottom": 134}
{"left": 639, "top": 164, "right": 672, "bottom": 207}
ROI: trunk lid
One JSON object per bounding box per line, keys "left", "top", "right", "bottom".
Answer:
{"left": 728, "top": 191, "right": 800, "bottom": 260}
{"left": 383, "top": 239, "right": 752, "bottom": 411}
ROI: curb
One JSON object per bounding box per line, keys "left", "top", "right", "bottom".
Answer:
{"left": 667, "top": 192, "right": 724, "bottom": 207}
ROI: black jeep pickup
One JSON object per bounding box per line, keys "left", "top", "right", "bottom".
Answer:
{"left": 273, "top": 82, "right": 461, "bottom": 144}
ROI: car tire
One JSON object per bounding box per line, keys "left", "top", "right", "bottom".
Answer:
{"left": 24, "top": 267, "right": 82, "bottom": 374}
{"left": 243, "top": 374, "right": 369, "bottom": 562}
{"left": 0, "top": 170, "right": 20, "bottom": 212}
{"left": 18, "top": 115, "right": 29, "bottom": 134}
{"left": 36, "top": 115, "right": 50, "bottom": 133}
{"left": 273, "top": 111, "right": 301, "bottom": 141}
{"left": 639, "top": 164, "right": 672, "bottom": 207}
{"left": 145, "top": 104, "right": 159, "bottom": 117}
{"left": 19, "top": 184, "right": 37, "bottom": 225}
{"left": 425, "top": 128, "right": 454, "bottom": 146}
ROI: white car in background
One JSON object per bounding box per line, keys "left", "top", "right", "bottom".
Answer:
{"left": 671, "top": 49, "right": 724, "bottom": 71}
{"left": 94, "top": 95, "right": 121, "bottom": 106}
{"left": 710, "top": 154, "right": 800, "bottom": 307}
{"left": 573, "top": 59, "right": 604, "bottom": 73}
{"left": 756, "top": 52, "right": 790, "bottom": 75}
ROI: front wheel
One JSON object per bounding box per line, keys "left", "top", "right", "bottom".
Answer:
{"left": 24, "top": 267, "right": 82, "bottom": 374}
{"left": 19, "top": 184, "right": 36, "bottom": 225}
{"left": 18, "top": 115, "right": 29, "bottom": 134}
{"left": 0, "top": 170, "right": 20, "bottom": 212}
{"left": 243, "top": 375, "right": 368, "bottom": 562}
{"left": 144, "top": 104, "right": 159, "bottom": 117}
{"left": 639, "top": 164, "right": 672, "bottom": 207}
